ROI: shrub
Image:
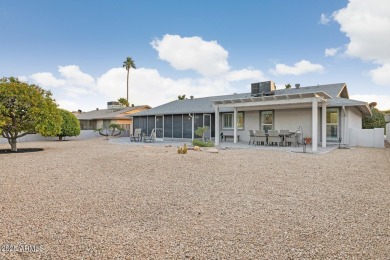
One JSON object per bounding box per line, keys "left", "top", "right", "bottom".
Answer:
{"left": 192, "top": 139, "right": 214, "bottom": 147}
{"left": 363, "top": 108, "right": 386, "bottom": 132}
{"left": 177, "top": 143, "right": 188, "bottom": 154}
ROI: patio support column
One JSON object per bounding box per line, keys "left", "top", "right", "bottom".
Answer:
{"left": 233, "top": 107, "right": 238, "bottom": 143}
{"left": 322, "top": 102, "right": 327, "bottom": 147}
{"left": 214, "top": 105, "right": 220, "bottom": 146}
{"left": 312, "top": 98, "right": 318, "bottom": 152}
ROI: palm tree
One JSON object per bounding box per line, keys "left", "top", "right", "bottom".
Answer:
{"left": 123, "top": 57, "right": 136, "bottom": 102}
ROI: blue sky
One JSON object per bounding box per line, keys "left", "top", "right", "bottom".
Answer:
{"left": 1, "top": 0, "right": 390, "bottom": 111}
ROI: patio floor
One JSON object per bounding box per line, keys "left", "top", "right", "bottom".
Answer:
{"left": 109, "top": 137, "right": 339, "bottom": 154}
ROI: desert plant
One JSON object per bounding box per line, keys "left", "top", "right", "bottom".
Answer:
{"left": 192, "top": 139, "right": 214, "bottom": 147}
{"left": 195, "top": 126, "right": 209, "bottom": 141}
{"left": 96, "top": 123, "right": 124, "bottom": 138}
{"left": 177, "top": 143, "right": 188, "bottom": 154}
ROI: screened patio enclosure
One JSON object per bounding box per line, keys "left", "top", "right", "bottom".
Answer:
{"left": 132, "top": 114, "right": 215, "bottom": 140}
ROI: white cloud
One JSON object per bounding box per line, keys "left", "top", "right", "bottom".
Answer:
{"left": 58, "top": 65, "right": 95, "bottom": 88}
{"left": 350, "top": 94, "right": 390, "bottom": 110}
{"left": 270, "top": 60, "right": 325, "bottom": 76}
{"left": 325, "top": 48, "right": 340, "bottom": 57}
{"left": 320, "top": 13, "right": 331, "bottom": 24}
{"left": 151, "top": 34, "right": 230, "bottom": 77}
{"left": 30, "top": 72, "right": 66, "bottom": 88}
{"left": 22, "top": 34, "right": 268, "bottom": 111}
{"left": 96, "top": 67, "right": 235, "bottom": 107}
{"left": 369, "top": 63, "right": 390, "bottom": 86}
{"left": 333, "top": 0, "right": 390, "bottom": 64}
{"left": 226, "top": 68, "right": 265, "bottom": 82}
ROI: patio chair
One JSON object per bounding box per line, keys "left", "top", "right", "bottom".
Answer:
{"left": 254, "top": 130, "right": 267, "bottom": 146}
{"left": 279, "top": 130, "right": 290, "bottom": 146}
{"left": 285, "top": 132, "right": 300, "bottom": 147}
{"left": 248, "top": 130, "right": 255, "bottom": 145}
{"left": 143, "top": 128, "right": 156, "bottom": 143}
{"left": 130, "top": 128, "right": 142, "bottom": 142}
{"left": 268, "top": 130, "right": 283, "bottom": 146}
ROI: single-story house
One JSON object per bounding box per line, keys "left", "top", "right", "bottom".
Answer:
{"left": 76, "top": 101, "right": 150, "bottom": 133}
{"left": 131, "top": 82, "right": 371, "bottom": 151}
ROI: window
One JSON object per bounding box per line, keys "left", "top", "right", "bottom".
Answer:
{"left": 260, "top": 111, "right": 273, "bottom": 132}
{"left": 222, "top": 112, "right": 244, "bottom": 129}
{"left": 326, "top": 108, "right": 339, "bottom": 140}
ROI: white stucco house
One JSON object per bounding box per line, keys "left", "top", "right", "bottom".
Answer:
{"left": 131, "top": 82, "right": 372, "bottom": 151}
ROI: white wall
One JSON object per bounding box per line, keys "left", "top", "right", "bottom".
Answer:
{"left": 386, "top": 123, "right": 390, "bottom": 143}
{"left": 0, "top": 130, "right": 128, "bottom": 145}
{"left": 349, "top": 128, "right": 384, "bottom": 148}
{"left": 275, "top": 108, "right": 313, "bottom": 138}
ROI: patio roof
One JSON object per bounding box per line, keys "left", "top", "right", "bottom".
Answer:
{"left": 213, "top": 92, "right": 331, "bottom": 109}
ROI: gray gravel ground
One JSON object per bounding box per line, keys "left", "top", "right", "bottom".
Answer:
{"left": 0, "top": 138, "right": 389, "bottom": 259}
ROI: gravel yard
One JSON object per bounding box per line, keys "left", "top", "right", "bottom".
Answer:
{"left": 0, "top": 138, "right": 389, "bottom": 259}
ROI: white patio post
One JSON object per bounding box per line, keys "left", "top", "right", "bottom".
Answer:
{"left": 322, "top": 102, "right": 327, "bottom": 147}
{"left": 214, "top": 105, "right": 220, "bottom": 146}
{"left": 233, "top": 107, "right": 238, "bottom": 143}
{"left": 191, "top": 114, "right": 194, "bottom": 141}
{"left": 312, "top": 98, "right": 318, "bottom": 152}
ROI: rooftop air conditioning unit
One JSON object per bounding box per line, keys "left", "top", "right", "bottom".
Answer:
{"left": 251, "top": 81, "right": 275, "bottom": 96}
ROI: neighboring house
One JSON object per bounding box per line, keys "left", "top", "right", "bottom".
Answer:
{"left": 76, "top": 102, "right": 151, "bottom": 134}
{"left": 131, "top": 82, "right": 371, "bottom": 151}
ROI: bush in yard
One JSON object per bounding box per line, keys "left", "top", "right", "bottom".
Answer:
{"left": 192, "top": 139, "right": 214, "bottom": 147}
{"left": 57, "top": 109, "right": 80, "bottom": 141}
{"left": 363, "top": 108, "right": 386, "bottom": 132}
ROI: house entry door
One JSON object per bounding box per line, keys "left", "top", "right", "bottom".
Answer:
{"left": 155, "top": 116, "right": 164, "bottom": 140}
{"left": 203, "top": 114, "right": 211, "bottom": 141}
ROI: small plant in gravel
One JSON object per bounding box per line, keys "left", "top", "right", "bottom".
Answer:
{"left": 192, "top": 139, "right": 214, "bottom": 147}
{"left": 177, "top": 144, "right": 188, "bottom": 154}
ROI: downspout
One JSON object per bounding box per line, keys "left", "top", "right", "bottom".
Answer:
{"left": 189, "top": 113, "right": 194, "bottom": 141}
{"left": 342, "top": 106, "right": 347, "bottom": 145}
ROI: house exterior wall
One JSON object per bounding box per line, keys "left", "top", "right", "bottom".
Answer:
{"left": 274, "top": 108, "right": 313, "bottom": 138}
{"left": 347, "top": 107, "right": 362, "bottom": 129}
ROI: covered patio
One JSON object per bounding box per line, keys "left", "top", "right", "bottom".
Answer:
{"left": 213, "top": 92, "right": 332, "bottom": 152}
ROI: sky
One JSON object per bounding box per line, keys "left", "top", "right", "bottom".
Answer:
{"left": 1, "top": 0, "right": 390, "bottom": 111}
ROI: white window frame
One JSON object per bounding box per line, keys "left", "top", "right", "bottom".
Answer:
{"left": 260, "top": 110, "right": 274, "bottom": 132}
{"left": 326, "top": 108, "right": 339, "bottom": 140}
{"left": 222, "top": 112, "right": 244, "bottom": 129}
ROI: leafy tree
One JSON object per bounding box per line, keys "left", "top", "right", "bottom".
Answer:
{"left": 363, "top": 108, "right": 386, "bottom": 130}
{"left": 122, "top": 57, "right": 136, "bottom": 102}
{"left": 285, "top": 83, "right": 292, "bottom": 89}
{"left": 0, "top": 77, "right": 62, "bottom": 151}
{"left": 57, "top": 109, "right": 80, "bottom": 141}
{"left": 118, "top": 97, "right": 129, "bottom": 107}
{"left": 178, "top": 94, "right": 186, "bottom": 100}
{"left": 195, "top": 126, "right": 209, "bottom": 142}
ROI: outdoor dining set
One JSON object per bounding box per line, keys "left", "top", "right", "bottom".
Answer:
{"left": 248, "top": 129, "right": 301, "bottom": 147}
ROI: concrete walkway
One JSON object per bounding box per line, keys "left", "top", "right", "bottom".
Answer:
{"left": 109, "top": 137, "right": 339, "bottom": 154}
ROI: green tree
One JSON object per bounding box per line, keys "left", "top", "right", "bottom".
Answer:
{"left": 178, "top": 94, "right": 186, "bottom": 100}
{"left": 285, "top": 83, "right": 292, "bottom": 89}
{"left": 195, "top": 126, "right": 209, "bottom": 142}
{"left": 57, "top": 109, "right": 80, "bottom": 141}
{"left": 363, "top": 108, "right": 386, "bottom": 130}
{"left": 118, "top": 97, "right": 129, "bottom": 107}
{"left": 122, "top": 57, "right": 136, "bottom": 102}
{"left": 0, "top": 77, "right": 62, "bottom": 151}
